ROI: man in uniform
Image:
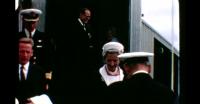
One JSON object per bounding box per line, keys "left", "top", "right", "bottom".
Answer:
{"left": 18, "top": 8, "right": 56, "bottom": 89}
{"left": 108, "top": 52, "right": 177, "bottom": 104}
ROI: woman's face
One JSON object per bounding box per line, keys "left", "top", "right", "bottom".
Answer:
{"left": 105, "top": 53, "right": 120, "bottom": 71}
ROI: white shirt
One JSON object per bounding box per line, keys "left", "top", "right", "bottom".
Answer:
{"left": 25, "top": 28, "right": 36, "bottom": 38}
{"left": 99, "top": 65, "right": 124, "bottom": 86}
{"left": 78, "top": 18, "right": 84, "bottom": 27}
{"left": 78, "top": 18, "right": 92, "bottom": 39}
{"left": 18, "top": 62, "right": 30, "bottom": 80}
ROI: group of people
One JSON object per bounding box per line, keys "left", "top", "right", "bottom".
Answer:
{"left": 16, "top": 7, "right": 178, "bottom": 104}
{"left": 16, "top": 8, "right": 55, "bottom": 104}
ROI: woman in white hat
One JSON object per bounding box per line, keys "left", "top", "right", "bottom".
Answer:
{"left": 98, "top": 41, "right": 125, "bottom": 86}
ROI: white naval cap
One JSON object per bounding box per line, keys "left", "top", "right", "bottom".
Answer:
{"left": 20, "top": 8, "right": 42, "bottom": 21}
{"left": 118, "top": 52, "right": 154, "bottom": 64}
{"left": 118, "top": 52, "right": 154, "bottom": 59}
{"left": 102, "top": 42, "right": 124, "bottom": 56}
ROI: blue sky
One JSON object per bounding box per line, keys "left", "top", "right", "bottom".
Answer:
{"left": 141, "top": 0, "right": 179, "bottom": 52}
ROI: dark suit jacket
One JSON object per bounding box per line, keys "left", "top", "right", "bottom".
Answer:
{"left": 108, "top": 73, "right": 177, "bottom": 104}
{"left": 48, "top": 19, "right": 102, "bottom": 104}
{"left": 18, "top": 30, "right": 56, "bottom": 72}
{"left": 16, "top": 63, "right": 47, "bottom": 104}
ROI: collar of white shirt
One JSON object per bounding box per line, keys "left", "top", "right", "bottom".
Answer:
{"left": 78, "top": 18, "right": 84, "bottom": 26}
{"left": 25, "top": 28, "right": 36, "bottom": 38}
{"left": 132, "top": 70, "right": 148, "bottom": 76}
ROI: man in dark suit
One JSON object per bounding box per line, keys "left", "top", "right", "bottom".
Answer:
{"left": 49, "top": 8, "right": 102, "bottom": 104}
{"left": 18, "top": 8, "right": 56, "bottom": 87}
{"left": 71, "top": 7, "right": 102, "bottom": 93}
{"left": 16, "top": 37, "right": 52, "bottom": 104}
{"left": 108, "top": 52, "right": 177, "bottom": 104}
{"left": 71, "top": 7, "right": 101, "bottom": 69}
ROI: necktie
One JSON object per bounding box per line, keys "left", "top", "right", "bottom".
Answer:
{"left": 83, "top": 24, "right": 86, "bottom": 31}
{"left": 29, "top": 32, "right": 32, "bottom": 38}
{"left": 20, "top": 66, "right": 25, "bottom": 81}
{"left": 83, "top": 24, "right": 92, "bottom": 39}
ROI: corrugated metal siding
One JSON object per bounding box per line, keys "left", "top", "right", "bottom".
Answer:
{"left": 141, "top": 20, "right": 154, "bottom": 53}
{"left": 140, "top": 19, "right": 179, "bottom": 78}
{"left": 129, "top": 0, "right": 141, "bottom": 52}
{"left": 141, "top": 19, "right": 179, "bottom": 56}
{"left": 139, "top": 20, "right": 155, "bottom": 77}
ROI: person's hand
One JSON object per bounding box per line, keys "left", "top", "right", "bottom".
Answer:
{"left": 45, "top": 71, "right": 52, "bottom": 80}
{"left": 26, "top": 98, "right": 34, "bottom": 104}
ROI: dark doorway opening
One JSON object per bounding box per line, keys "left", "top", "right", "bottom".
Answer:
{"left": 154, "top": 38, "right": 172, "bottom": 89}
